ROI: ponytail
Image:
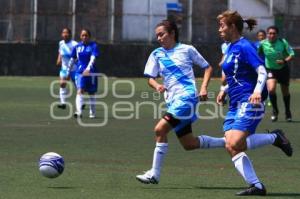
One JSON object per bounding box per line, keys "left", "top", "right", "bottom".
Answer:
{"left": 243, "top": 18, "right": 257, "bottom": 31}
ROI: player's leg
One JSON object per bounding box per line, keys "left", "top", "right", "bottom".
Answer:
{"left": 87, "top": 75, "right": 98, "bottom": 118}
{"left": 267, "top": 73, "right": 279, "bottom": 121}
{"left": 58, "top": 70, "right": 68, "bottom": 109}
{"left": 74, "top": 74, "right": 85, "bottom": 118}
{"left": 136, "top": 118, "right": 172, "bottom": 184}
{"left": 225, "top": 130, "right": 266, "bottom": 196}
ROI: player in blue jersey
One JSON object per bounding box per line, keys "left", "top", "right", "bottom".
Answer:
{"left": 68, "top": 29, "right": 99, "bottom": 118}
{"left": 217, "top": 10, "right": 293, "bottom": 196}
{"left": 56, "top": 28, "right": 77, "bottom": 109}
{"left": 136, "top": 20, "right": 226, "bottom": 184}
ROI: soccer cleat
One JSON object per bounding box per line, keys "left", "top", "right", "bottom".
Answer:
{"left": 136, "top": 170, "right": 159, "bottom": 184}
{"left": 57, "top": 104, "right": 66, "bottom": 109}
{"left": 271, "top": 110, "right": 278, "bottom": 122}
{"left": 236, "top": 184, "right": 266, "bottom": 196}
{"left": 81, "top": 104, "right": 86, "bottom": 110}
{"left": 271, "top": 129, "right": 293, "bottom": 157}
{"left": 285, "top": 112, "right": 292, "bottom": 122}
{"left": 74, "top": 112, "right": 82, "bottom": 118}
{"left": 89, "top": 113, "right": 96, "bottom": 119}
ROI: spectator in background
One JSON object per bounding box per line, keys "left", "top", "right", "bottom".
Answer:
{"left": 258, "top": 26, "right": 295, "bottom": 122}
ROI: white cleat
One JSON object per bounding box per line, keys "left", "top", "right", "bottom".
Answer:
{"left": 89, "top": 113, "right": 96, "bottom": 119}
{"left": 136, "top": 170, "right": 159, "bottom": 184}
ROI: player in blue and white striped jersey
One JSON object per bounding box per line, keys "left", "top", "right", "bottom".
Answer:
{"left": 136, "top": 20, "right": 225, "bottom": 184}
{"left": 56, "top": 28, "right": 77, "bottom": 109}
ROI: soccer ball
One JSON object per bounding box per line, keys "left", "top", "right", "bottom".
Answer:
{"left": 39, "top": 152, "right": 65, "bottom": 178}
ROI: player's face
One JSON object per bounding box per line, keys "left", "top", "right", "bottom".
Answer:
{"left": 80, "top": 31, "right": 90, "bottom": 44}
{"left": 155, "top": 26, "right": 175, "bottom": 49}
{"left": 61, "top": 29, "right": 71, "bottom": 41}
{"left": 218, "top": 18, "right": 232, "bottom": 42}
{"left": 267, "top": 29, "right": 277, "bottom": 42}
{"left": 257, "top": 32, "right": 266, "bottom": 41}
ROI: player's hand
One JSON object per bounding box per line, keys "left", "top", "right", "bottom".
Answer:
{"left": 199, "top": 87, "right": 208, "bottom": 101}
{"left": 249, "top": 92, "right": 262, "bottom": 104}
{"left": 217, "top": 91, "right": 226, "bottom": 106}
{"left": 156, "top": 84, "right": 166, "bottom": 93}
{"left": 83, "top": 69, "right": 90, "bottom": 76}
{"left": 276, "top": 59, "right": 285, "bottom": 65}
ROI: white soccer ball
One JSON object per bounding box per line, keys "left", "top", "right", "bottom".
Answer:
{"left": 39, "top": 152, "right": 65, "bottom": 178}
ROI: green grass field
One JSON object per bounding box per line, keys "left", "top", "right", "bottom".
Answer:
{"left": 0, "top": 77, "right": 299, "bottom": 199}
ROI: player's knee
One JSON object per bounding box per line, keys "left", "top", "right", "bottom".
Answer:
{"left": 225, "top": 141, "right": 243, "bottom": 153}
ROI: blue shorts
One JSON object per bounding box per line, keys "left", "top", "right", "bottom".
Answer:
{"left": 75, "top": 73, "right": 98, "bottom": 94}
{"left": 223, "top": 102, "right": 265, "bottom": 135}
{"left": 166, "top": 97, "right": 198, "bottom": 134}
{"left": 59, "top": 69, "right": 76, "bottom": 82}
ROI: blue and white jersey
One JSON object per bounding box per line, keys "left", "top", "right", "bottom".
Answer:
{"left": 59, "top": 40, "right": 77, "bottom": 70}
{"left": 144, "top": 43, "right": 209, "bottom": 103}
{"left": 71, "top": 41, "right": 99, "bottom": 73}
{"left": 221, "top": 42, "right": 230, "bottom": 55}
{"left": 221, "top": 37, "right": 267, "bottom": 109}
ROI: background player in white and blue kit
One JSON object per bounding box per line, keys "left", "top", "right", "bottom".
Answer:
{"left": 69, "top": 29, "right": 99, "bottom": 118}
{"left": 56, "top": 28, "right": 77, "bottom": 109}
{"left": 217, "top": 11, "right": 293, "bottom": 196}
{"left": 136, "top": 20, "right": 225, "bottom": 184}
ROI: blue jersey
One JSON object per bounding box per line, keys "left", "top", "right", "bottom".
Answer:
{"left": 71, "top": 41, "right": 99, "bottom": 73}
{"left": 221, "top": 37, "right": 267, "bottom": 109}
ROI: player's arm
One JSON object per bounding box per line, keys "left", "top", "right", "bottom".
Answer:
{"left": 217, "top": 71, "right": 228, "bottom": 105}
{"left": 83, "top": 43, "right": 99, "bottom": 76}
{"left": 56, "top": 53, "right": 62, "bottom": 67}
{"left": 199, "top": 65, "right": 212, "bottom": 101}
{"left": 249, "top": 65, "right": 267, "bottom": 104}
{"left": 148, "top": 78, "right": 165, "bottom": 93}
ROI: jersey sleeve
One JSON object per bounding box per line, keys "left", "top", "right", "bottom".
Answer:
{"left": 282, "top": 39, "right": 295, "bottom": 56}
{"left": 189, "top": 46, "right": 209, "bottom": 68}
{"left": 71, "top": 46, "right": 77, "bottom": 59}
{"left": 144, "top": 52, "right": 159, "bottom": 78}
{"left": 243, "top": 43, "right": 264, "bottom": 69}
{"left": 92, "top": 43, "right": 100, "bottom": 57}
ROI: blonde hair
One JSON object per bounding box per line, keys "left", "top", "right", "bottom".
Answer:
{"left": 217, "top": 10, "right": 257, "bottom": 34}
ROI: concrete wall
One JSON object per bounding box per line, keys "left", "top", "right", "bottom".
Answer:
{"left": 0, "top": 43, "right": 299, "bottom": 78}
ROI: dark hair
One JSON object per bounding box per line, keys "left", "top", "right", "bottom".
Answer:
{"left": 267, "top": 25, "right": 279, "bottom": 34}
{"left": 156, "top": 19, "right": 179, "bottom": 42}
{"left": 62, "top": 27, "right": 71, "bottom": 35}
{"left": 81, "top": 29, "right": 91, "bottom": 37}
{"left": 256, "top": 29, "right": 266, "bottom": 36}
{"left": 217, "top": 10, "right": 257, "bottom": 34}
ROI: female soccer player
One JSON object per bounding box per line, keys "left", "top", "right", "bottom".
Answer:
{"left": 217, "top": 11, "right": 293, "bottom": 196}
{"left": 68, "top": 29, "right": 99, "bottom": 118}
{"left": 136, "top": 20, "right": 225, "bottom": 184}
{"left": 56, "top": 28, "right": 77, "bottom": 109}
{"left": 253, "top": 29, "right": 266, "bottom": 49}
{"left": 259, "top": 26, "right": 295, "bottom": 122}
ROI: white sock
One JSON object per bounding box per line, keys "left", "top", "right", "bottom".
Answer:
{"left": 89, "top": 95, "right": 96, "bottom": 115}
{"left": 59, "top": 87, "right": 67, "bottom": 104}
{"left": 198, "top": 135, "right": 225, "bottom": 149}
{"left": 76, "top": 94, "right": 83, "bottom": 114}
{"left": 232, "top": 152, "right": 262, "bottom": 189}
{"left": 247, "top": 133, "right": 277, "bottom": 150}
{"left": 151, "top": 142, "right": 168, "bottom": 179}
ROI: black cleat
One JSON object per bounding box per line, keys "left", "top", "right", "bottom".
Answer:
{"left": 236, "top": 184, "right": 266, "bottom": 196}
{"left": 286, "top": 112, "right": 292, "bottom": 122}
{"left": 271, "top": 110, "right": 278, "bottom": 122}
{"left": 271, "top": 129, "right": 293, "bottom": 157}
{"left": 57, "top": 104, "right": 66, "bottom": 109}
{"left": 81, "top": 104, "right": 86, "bottom": 110}
{"left": 74, "top": 112, "right": 82, "bottom": 118}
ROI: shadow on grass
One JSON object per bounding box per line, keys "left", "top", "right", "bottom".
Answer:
{"left": 142, "top": 185, "right": 244, "bottom": 190}
{"left": 47, "top": 186, "right": 78, "bottom": 190}
{"left": 267, "top": 193, "right": 300, "bottom": 197}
